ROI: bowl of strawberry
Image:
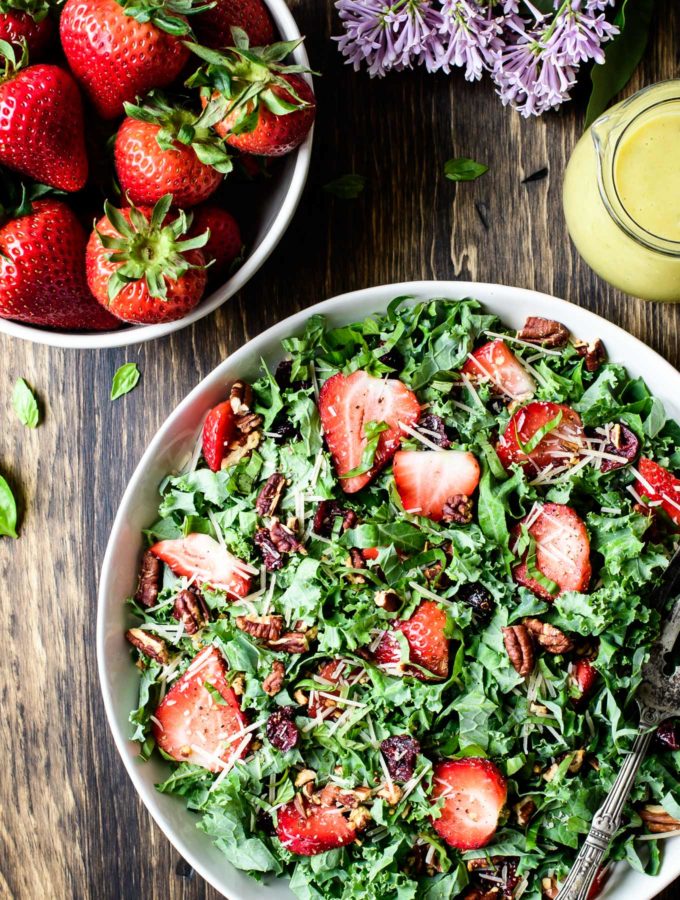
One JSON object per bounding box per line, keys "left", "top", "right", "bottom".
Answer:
{"left": 99, "top": 281, "right": 680, "bottom": 900}
{"left": 0, "top": 0, "right": 315, "bottom": 348}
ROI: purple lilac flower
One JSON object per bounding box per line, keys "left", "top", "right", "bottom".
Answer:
{"left": 435, "top": 1, "right": 503, "bottom": 81}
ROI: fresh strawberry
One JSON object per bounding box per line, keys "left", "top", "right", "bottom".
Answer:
{"left": 393, "top": 449, "right": 480, "bottom": 521}
{"left": 569, "top": 659, "right": 598, "bottom": 709}
{"left": 497, "top": 401, "right": 585, "bottom": 473}
{"left": 114, "top": 94, "right": 231, "bottom": 208}
{"left": 318, "top": 370, "right": 420, "bottom": 494}
{"left": 306, "top": 659, "right": 358, "bottom": 719}
{"left": 0, "top": 1, "right": 53, "bottom": 57}
{"left": 0, "top": 196, "right": 119, "bottom": 329}
{"left": 202, "top": 400, "right": 236, "bottom": 472}
{"left": 512, "top": 503, "right": 591, "bottom": 600}
{"left": 191, "top": 37, "right": 315, "bottom": 157}
{"left": 60, "top": 0, "right": 192, "bottom": 119}
{"left": 152, "top": 645, "right": 249, "bottom": 772}
{"left": 194, "top": 0, "right": 274, "bottom": 49}
{"left": 86, "top": 195, "right": 208, "bottom": 324}
{"left": 462, "top": 340, "right": 535, "bottom": 400}
{"left": 635, "top": 457, "right": 680, "bottom": 527}
{"left": 361, "top": 547, "right": 379, "bottom": 561}
{"left": 431, "top": 758, "right": 507, "bottom": 850}
{"left": 276, "top": 798, "right": 357, "bottom": 856}
{"left": 0, "top": 44, "right": 87, "bottom": 191}
{"left": 586, "top": 864, "right": 612, "bottom": 900}
{"left": 150, "top": 532, "right": 252, "bottom": 598}
{"left": 189, "top": 204, "right": 243, "bottom": 278}
{"left": 374, "top": 600, "right": 449, "bottom": 679}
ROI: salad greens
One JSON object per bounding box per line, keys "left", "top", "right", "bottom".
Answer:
{"left": 126, "top": 298, "right": 680, "bottom": 900}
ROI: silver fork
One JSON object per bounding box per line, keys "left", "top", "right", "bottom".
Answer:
{"left": 556, "top": 553, "right": 680, "bottom": 900}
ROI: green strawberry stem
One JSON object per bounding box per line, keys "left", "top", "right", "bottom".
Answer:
{"left": 0, "top": 38, "right": 28, "bottom": 82}
{"left": 0, "top": 0, "right": 52, "bottom": 22}
{"left": 0, "top": 171, "right": 53, "bottom": 225}
{"left": 119, "top": 0, "right": 214, "bottom": 36}
{"left": 96, "top": 194, "right": 209, "bottom": 302}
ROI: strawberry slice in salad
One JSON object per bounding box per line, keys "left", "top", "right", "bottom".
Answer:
{"left": 634, "top": 457, "right": 680, "bottom": 526}
{"left": 511, "top": 503, "right": 591, "bottom": 599}
{"left": 152, "top": 646, "right": 250, "bottom": 772}
{"left": 150, "top": 533, "right": 253, "bottom": 598}
{"left": 393, "top": 449, "right": 480, "bottom": 520}
{"left": 461, "top": 340, "right": 535, "bottom": 401}
{"left": 497, "top": 401, "right": 585, "bottom": 473}
{"left": 276, "top": 798, "right": 357, "bottom": 856}
{"left": 430, "top": 758, "right": 507, "bottom": 850}
{"left": 373, "top": 600, "right": 449, "bottom": 679}
{"left": 202, "top": 400, "right": 237, "bottom": 472}
{"left": 318, "top": 370, "right": 420, "bottom": 493}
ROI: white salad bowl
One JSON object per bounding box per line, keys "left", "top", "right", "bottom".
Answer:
{"left": 0, "top": 0, "right": 312, "bottom": 350}
{"left": 98, "top": 281, "right": 680, "bottom": 900}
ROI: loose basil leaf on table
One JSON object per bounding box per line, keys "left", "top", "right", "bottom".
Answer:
{"left": 444, "top": 157, "right": 489, "bottom": 182}
{"left": 323, "top": 174, "right": 366, "bottom": 199}
{"left": 0, "top": 474, "right": 18, "bottom": 539}
{"left": 111, "top": 363, "right": 141, "bottom": 400}
{"left": 12, "top": 377, "right": 39, "bottom": 428}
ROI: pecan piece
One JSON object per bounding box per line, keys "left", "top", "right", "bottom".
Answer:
{"left": 221, "top": 430, "right": 261, "bottom": 469}
{"left": 126, "top": 628, "right": 169, "bottom": 665}
{"left": 375, "top": 589, "right": 401, "bottom": 612}
{"left": 235, "top": 614, "right": 284, "bottom": 643}
{"left": 270, "top": 518, "right": 302, "bottom": 554}
{"left": 518, "top": 316, "right": 569, "bottom": 348}
{"left": 542, "top": 876, "right": 559, "bottom": 900}
{"left": 502, "top": 624, "right": 535, "bottom": 677}
{"left": 524, "top": 618, "right": 574, "bottom": 654}
{"left": 640, "top": 804, "right": 680, "bottom": 833}
{"left": 317, "top": 784, "right": 371, "bottom": 809}
{"left": 254, "top": 520, "right": 302, "bottom": 571}
{"left": 172, "top": 588, "right": 210, "bottom": 635}
{"left": 268, "top": 631, "right": 311, "bottom": 654}
{"left": 134, "top": 550, "right": 161, "bottom": 608}
{"left": 514, "top": 796, "right": 537, "bottom": 826}
{"left": 423, "top": 561, "right": 450, "bottom": 589}
{"left": 229, "top": 380, "right": 252, "bottom": 415}
{"left": 312, "top": 500, "right": 357, "bottom": 538}
{"left": 263, "top": 660, "right": 285, "bottom": 696}
{"left": 294, "top": 768, "right": 317, "bottom": 788}
{"left": 255, "top": 473, "right": 287, "bottom": 517}
{"left": 235, "top": 411, "right": 263, "bottom": 434}
{"left": 599, "top": 423, "right": 640, "bottom": 473}
{"left": 575, "top": 338, "right": 606, "bottom": 372}
{"left": 442, "top": 494, "right": 473, "bottom": 525}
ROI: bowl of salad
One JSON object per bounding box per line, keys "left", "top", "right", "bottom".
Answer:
{"left": 98, "top": 281, "right": 680, "bottom": 900}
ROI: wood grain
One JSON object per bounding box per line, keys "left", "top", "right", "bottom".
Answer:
{"left": 1, "top": 1, "right": 679, "bottom": 897}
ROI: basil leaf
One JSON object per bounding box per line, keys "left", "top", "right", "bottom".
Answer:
{"left": 111, "top": 363, "right": 140, "bottom": 400}
{"left": 323, "top": 174, "right": 366, "bottom": 199}
{"left": 341, "top": 420, "right": 389, "bottom": 478}
{"left": 0, "top": 474, "right": 18, "bottom": 538}
{"left": 584, "top": 0, "right": 655, "bottom": 128}
{"left": 444, "top": 158, "right": 488, "bottom": 182}
{"left": 12, "top": 377, "right": 39, "bottom": 428}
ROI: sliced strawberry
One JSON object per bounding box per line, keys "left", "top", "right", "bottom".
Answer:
{"left": 276, "top": 798, "right": 357, "bottom": 855}
{"left": 152, "top": 646, "right": 249, "bottom": 772}
{"left": 307, "top": 659, "right": 356, "bottom": 719}
{"left": 587, "top": 865, "right": 612, "bottom": 900}
{"left": 362, "top": 547, "right": 380, "bottom": 561}
{"left": 150, "top": 533, "right": 252, "bottom": 598}
{"left": 461, "top": 340, "right": 535, "bottom": 401}
{"left": 202, "top": 400, "right": 237, "bottom": 472}
{"left": 318, "top": 370, "right": 420, "bottom": 494}
{"left": 497, "top": 401, "right": 585, "bottom": 473}
{"left": 635, "top": 457, "right": 680, "bottom": 527}
{"left": 373, "top": 600, "right": 449, "bottom": 679}
{"left": 393, "top": 449, "right": 480, "bottom": 520}
{"left": 431, "top": 758, "right": 507, "bottom": 850}
{"left": 569, "top": 659, "right": 599, "bottom": 709}
{"left": 511, "top": 503, "right": 591, "bottom": 600}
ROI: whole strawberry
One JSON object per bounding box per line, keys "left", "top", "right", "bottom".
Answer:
{"left": 114, "top": 93, "right": 231, "bottom": 208}
{"left": 86, "top": 194, "right": 209, "bottom": 324}
{"left": 60, "top": 0, "right": 200, "bottom": 119}
{"left": 0, "top": 0, "right": 53, "bottom": 57}
{"left": 190, "top": 30, "right": 315, "bottom": 157}
{"left": 194, "top": 0, "right": 273, "bottom": 50}
{"left": 0, "top": 190, "right": 119, "bottom": 329}
{"left": 0, "top": 42, "right": 88, "bottom": 191}
{"left": 189, "top": 204, "right": 242, "bottom": 278}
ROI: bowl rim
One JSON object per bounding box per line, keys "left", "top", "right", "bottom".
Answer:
{"left": 0, "top": 0, "right": 313, "bottom": 350}
{"left": 98, "top": 280, "right": 680, "bottom": 900}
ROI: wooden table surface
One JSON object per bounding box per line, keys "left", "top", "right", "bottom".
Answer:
{"left": 1, "top": 1, "right": 679, "bottom": 898}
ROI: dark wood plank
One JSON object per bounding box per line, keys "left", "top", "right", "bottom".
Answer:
{"left": 0, "top": 0, "right": 679, "bottom": 897}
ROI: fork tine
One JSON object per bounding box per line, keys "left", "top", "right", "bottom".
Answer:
{"left": 658, "top": 599, "right": 680, "bottom": 652}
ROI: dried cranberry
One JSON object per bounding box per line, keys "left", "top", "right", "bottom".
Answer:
{"left": 416, "top": 414, "right": 452, "bottom": 449}
{"left": 269, "top": 418, "right": 300, "bottom": 443}
{"left": 312, "top": 500, "right": 357, "bottom": 538}
{"left": 655, "top": 720, "right": 680, "bottom": 751}
{"left": 599, "top": 423, "right": 640, "bottom": 473}
{"left": 458, "top": 583, "right": 495, "bottom": 624}
{"left": 274, "top": 358, "right": 312, "bottom": 391}
{"left": 266, "top": 707, "right": 299, "bottom": 751}
{"left": 469, "top": 858, "right": 519, "bottom": 900}
{"left": 254, "top": 528, "right": 284, "bottom": 571}
{"left": 380, "top": 735, "right": 420, "bottom": 782}
{"left": 379, "top": 345, "right": 404, "bottom": 373}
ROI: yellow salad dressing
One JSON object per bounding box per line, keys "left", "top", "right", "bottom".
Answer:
{"left": 563, "top": 80, "right": 680, "bottom": 302}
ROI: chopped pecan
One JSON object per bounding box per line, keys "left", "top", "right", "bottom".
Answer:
{"left": 640, "top": 804, "right": 680, "bottom": 833}
{"left": 518, "top": 316, "right": 569, "bottom": 348}
{"left": 313, "top": 500, "right": 357, "bottom": 538}
{"left": 172, "top": 588, "right": 210, "bottom": 635}
{"left": 416, "top": 413, "right": 452, "bottom": 448}
{"left": 514, "top": 797, "right": 537, "bottom": 826}
{"left": 317, "top": 784, "right": 372, "bottom": 809}
{"left": 524, "top": 618, "right": 574, "bottom": 654}
{"left": 229, "top": 380, "right": 252, "bottom": 415}
{"left": 377, "top": 782, "right": 403, "bottom": 806}
{"left": 221, "top": 429, "right": 261, "bottom": 469}
{"left": 542, "top": 876, "right": 559, "bottom": 900}
{"left": 235, "top": 614, "right": 284, "bottom": 643}
{"left": 295, "top": 768, "right": 317, "bottom": 788}
{"left": 502, "top": 624, "right": 535, "bottom": 677}
{"left": 255, "top": 520, "right": 302, "bottom": 571}
{"left": 543, "top": 748, "right": 586, "bottom": 782}
{"left": 345, "top": 548, "right": 367, "bottom": 583}
{"left": 293, "top": 689, "right": 308, "bottom": 706}
{"left": 270, "top": 518, "right": 302, "bottom": 554}
{"left": 263, "top": 660, "right": 285, "bottom": 696}
{"left": 235, "top": 411, "right": 263, "bottom": 434}
{"left": 134, "top": 550, "right": 161, "bottom": 608}
{"left": 268, "top": 631, "right": 311, "bottom": 654}
{"left": 348, "top": 806, "right": 372, "bottom": 832}
{"left": 125, "top": 628, "right": 169, "bottom": 665}
{"left": 256, "top": 472, "right": 287, "bottom": 517}
{"left": 600, "top": 423, "right": 640, "bottom": 473}
{"left": 375, "top": 590, "right": 401, "bottom": 612}
{"left": 231, "top": 673, "right": 245, "bottom": 696}
{"left": 575, "top": 338, "right": 606, "bottom": 372}
{"left": 442, "top": 494, "right": 473, "bottom": 525}
{"left": 423, "top": 561, "right": 450, "bottom": 589}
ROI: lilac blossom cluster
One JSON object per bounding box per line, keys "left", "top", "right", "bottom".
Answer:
{"left": 334, "top": 0, "right": 619, "bottom": 116}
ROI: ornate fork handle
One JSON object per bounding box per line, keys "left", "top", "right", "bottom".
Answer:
{"left": 555, "top": 710, "right": 658, "bottom": 900}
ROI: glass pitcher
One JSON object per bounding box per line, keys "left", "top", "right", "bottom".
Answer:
{"left": 563, "top": 80, "right": 680, "bottom": 302}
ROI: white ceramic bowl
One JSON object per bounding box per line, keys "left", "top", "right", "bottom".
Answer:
{"left": 98, "top": 281, "right": 680, "bottom": 900}
{"left": 0, "top": 0, "right": 312, "bottom": 350}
